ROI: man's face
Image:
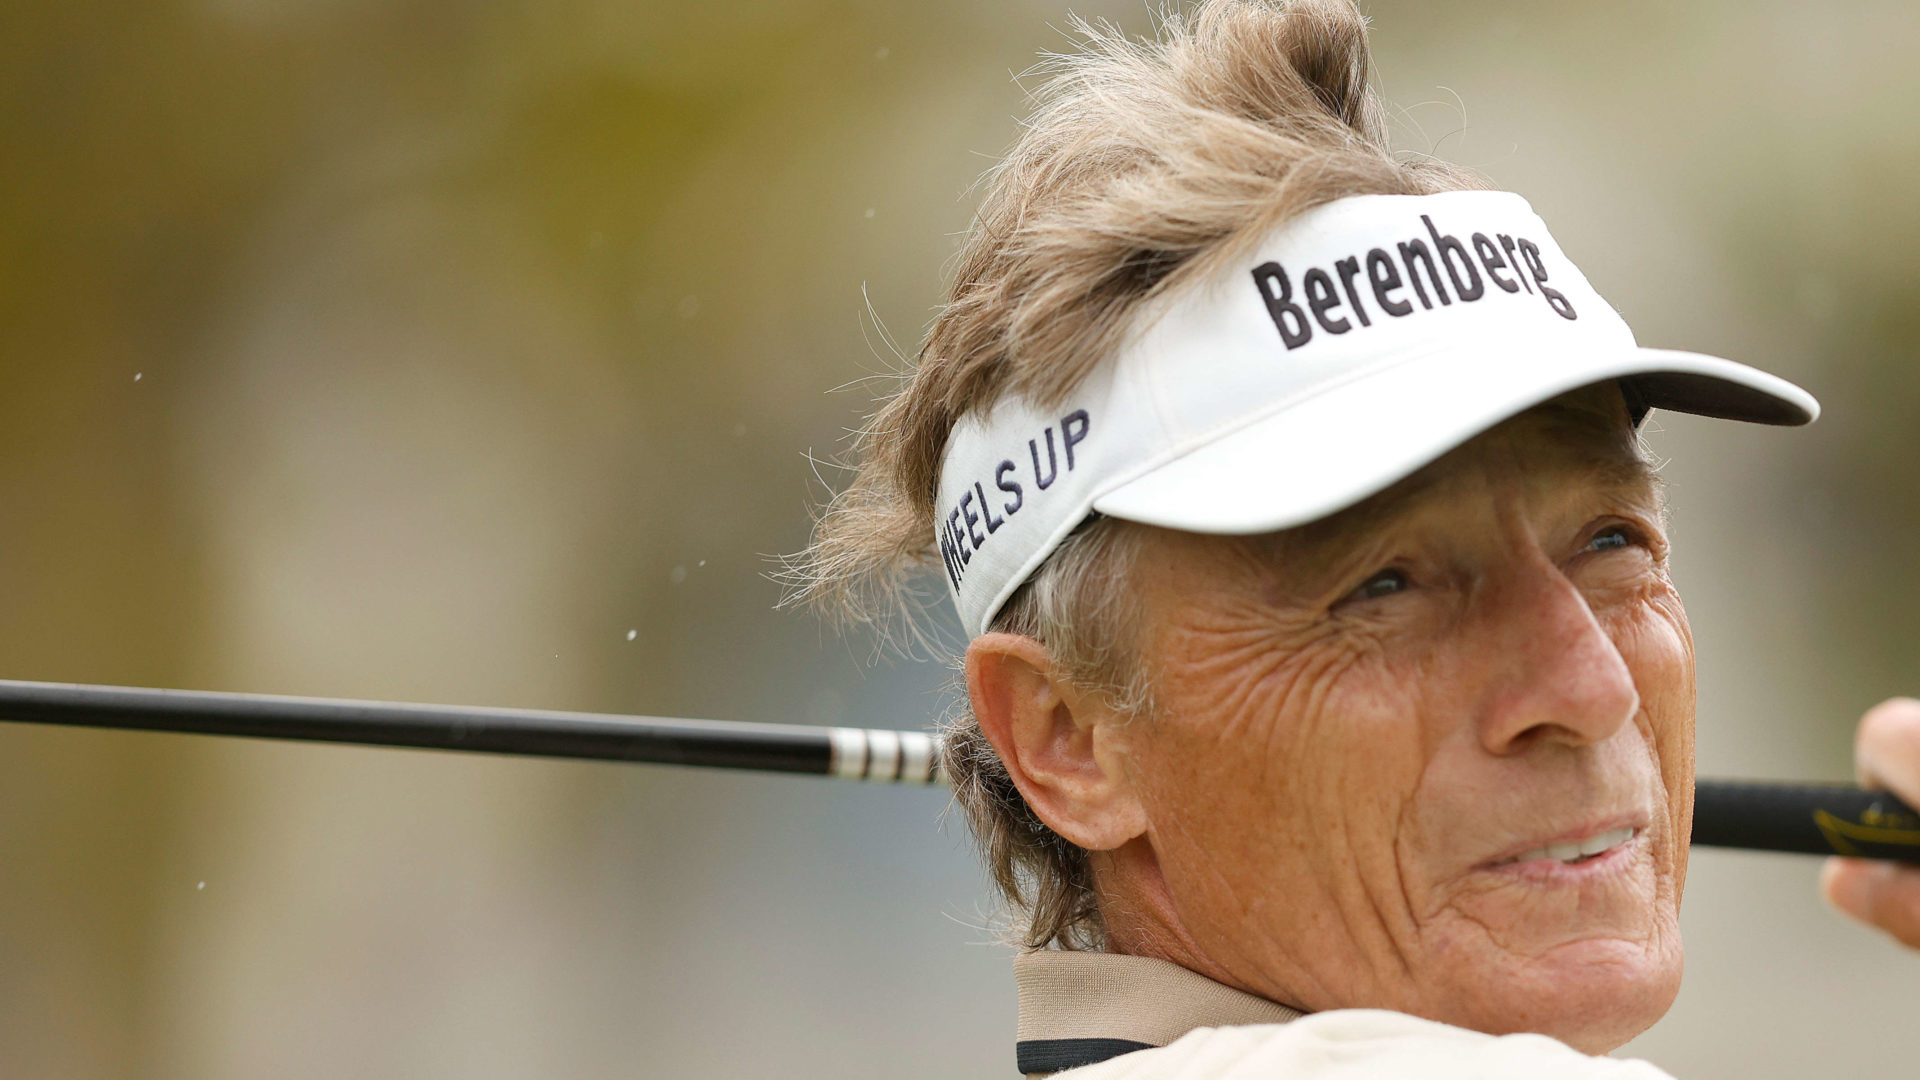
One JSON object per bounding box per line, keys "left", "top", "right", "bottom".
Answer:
{"left": 1099, "top": 388, "right": 1693, "bottom": 1051}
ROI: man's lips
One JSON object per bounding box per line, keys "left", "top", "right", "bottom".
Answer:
{"left": 1477, "top": 816, "right": 1649, "bottom": 871}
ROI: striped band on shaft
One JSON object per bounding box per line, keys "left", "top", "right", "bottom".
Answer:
{"left": 828, "top": 727, "right": 868, "bottom": 779}
{"left": 869, "top": 729, "right": 902, "bottom": 781}
{"left": 827, "top": 727, "right": 942, "bottom": 785}
{"left": 899, "top": 731, "right": 936, "bottom": 786}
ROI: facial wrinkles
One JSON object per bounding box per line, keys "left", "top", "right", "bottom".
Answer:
{"left": 1134, "top": 537, "right": 1426, "bottom": 1006}
{"left": 1603, "top": 565, "right": 1696, "bottom": 907}
{"left": 1413, "top": 731, "right": 1661, "bottom": 947}
{"left": 1394, "top": 464, "right": 1680, "bottom": 984}
{"left": 1260, "top": 640, "right": 1411, "bottom": 959}
{"left": 1358, "top": 482, "right": 1593, "bottom": 964}
{"left": 1312, "top": 621, "right": 1435, "bottom": 987}
{"left": 1107, "top": 392, "right": 1693, "bottom": 1044}
{"left": 1144, "top": 533, "right": 1389, "bottom": 793}
{"left": 1419, "top": 538, "right": 1616, "bottom": 796}
{"left": 1153, "top": 594, "right": 1319, "bottom": 753}
{"left": 1137, "top": 578, "right": 1332, "bottom": 908}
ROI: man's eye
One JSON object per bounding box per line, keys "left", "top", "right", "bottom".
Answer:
{"left": 1586, "top": 526, "right": 1633, "bottom": 553}
{"left": 1347, "top": 568, "right": 1408, "bottom": 602}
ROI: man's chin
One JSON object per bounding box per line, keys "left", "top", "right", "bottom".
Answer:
{"left": 1426, "top": 932, "right": 1685, "bottom": 1053}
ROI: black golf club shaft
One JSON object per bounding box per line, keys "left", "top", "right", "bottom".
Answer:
{"left": 0, "top": 678, "right": 942, "bottom": 784}
{"left": 0, "top": 678, "right": 1912, "bottom": 863}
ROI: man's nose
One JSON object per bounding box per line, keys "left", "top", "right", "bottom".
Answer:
{"left": 1472, "top": 556, "right": 1641, "bottom": 756}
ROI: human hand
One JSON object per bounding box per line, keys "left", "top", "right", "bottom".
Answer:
{"left": 1820, "top": 698, "right": 1920, "bottom": 947}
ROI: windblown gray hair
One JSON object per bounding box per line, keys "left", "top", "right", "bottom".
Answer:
{"left": 783, "top": 0, "right": 1485, "bottom": 950}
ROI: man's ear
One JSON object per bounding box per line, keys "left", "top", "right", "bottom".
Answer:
{"left": 965, "top": 632, "right": 1147, "bottom": 851}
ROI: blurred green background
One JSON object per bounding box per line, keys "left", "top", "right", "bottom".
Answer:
{"left": 2, "top": 1, "right": 1917, "bottom": 1076}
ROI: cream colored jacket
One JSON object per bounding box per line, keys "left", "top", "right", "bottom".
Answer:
{"left": 1015, "top": 952, "right": 1675, "bottom": 1080}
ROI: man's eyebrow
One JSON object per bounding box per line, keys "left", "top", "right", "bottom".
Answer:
{"left": 1252, "top": 443, "right": 1664, "bottom": 568}
{"left": 1579, "top": 451, "right": 1665, "bottom": 503}
{"left": 1525, "top": 398, "right": 1664, "bottom": 496}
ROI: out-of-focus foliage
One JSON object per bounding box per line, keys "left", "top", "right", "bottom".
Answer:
{"left": 1, "top": 2, "right": 1916, "bottom": 1077}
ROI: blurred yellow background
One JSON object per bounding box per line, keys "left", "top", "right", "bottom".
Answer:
{"left": 2, "top": 1, "right": 1917, "bottom": 1076}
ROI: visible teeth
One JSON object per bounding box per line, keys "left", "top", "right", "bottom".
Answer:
{"left": 1581, "top": 827, "right": 1634, "bottom": 856}
{"left": 1508, "top": 828, "right": 1635, "bottom": 865}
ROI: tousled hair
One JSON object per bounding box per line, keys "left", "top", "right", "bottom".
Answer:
{"left": 785, "top": 0, "right": 1485, "bottom": 949}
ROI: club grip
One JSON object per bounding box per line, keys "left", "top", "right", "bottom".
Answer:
{"left": 1693, "top": 780, "right": 1920, "bottom": 864}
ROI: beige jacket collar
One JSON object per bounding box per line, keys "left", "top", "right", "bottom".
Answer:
{"left": 1014, "top": 951, "right": 1303, "bottom": 1077}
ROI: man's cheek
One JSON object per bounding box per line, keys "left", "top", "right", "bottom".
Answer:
{"left": 1602, "top": 594, "right": 1694, "bottom": 727}
{"left": 1607, "top": 596, "right": 1695, "bottom": 891}
{"left": 1634, "top": 599, "right": 1695, "bottom": 750}
{"left": 1147, "top": 642, "right": 1404, "bottom": 866}
{"left": 1301, "top": 655, "right": 1431, "bottom": 873}
{"left": 1157, "top": 628, "right": 1365, "bottom": 761}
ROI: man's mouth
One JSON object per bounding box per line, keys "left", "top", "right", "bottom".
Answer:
{"left": 1490, "top": 826, "right": 1639, "bottom": 868}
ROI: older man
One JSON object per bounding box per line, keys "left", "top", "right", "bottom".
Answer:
{"left": 793, "top": 1, "right": 1920, "bottom": 1075}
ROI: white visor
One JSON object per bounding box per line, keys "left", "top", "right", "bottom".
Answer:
{"left": 934, "top": 190, "right": 1818, "bottom": 636}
